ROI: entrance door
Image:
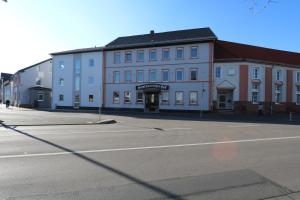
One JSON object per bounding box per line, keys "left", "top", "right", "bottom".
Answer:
{"left": 217, "top": 91, "right": 233, "bottom": 110}
{"left": 145, "top": 92, "right": 159, "bottom": 112}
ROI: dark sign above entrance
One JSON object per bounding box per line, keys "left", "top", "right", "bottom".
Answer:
{"left": 136, "top": 84, "right": 169, "bottom": 91}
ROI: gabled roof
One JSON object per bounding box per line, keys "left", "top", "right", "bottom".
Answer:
{"left": 50, "top": 46, "right": 104, "bottom": 56}
{"left": 16, "top": 58, "right": 52, "bottom": 74}
{"left": 105, "top": 27, "right": 217, "bottom": 50}
{"left": 214, "top": 40, "right": 300, "bottom": 68}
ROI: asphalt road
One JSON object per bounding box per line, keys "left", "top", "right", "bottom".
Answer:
{"left": 1, "top": 109, "right": 300, "bottom": 199}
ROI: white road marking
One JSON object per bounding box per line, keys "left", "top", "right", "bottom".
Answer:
{"left": 1, "top": 135, "right": 300, "bottom": 159}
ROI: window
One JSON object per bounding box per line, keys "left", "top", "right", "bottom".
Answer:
{"left": 59, "top": 61, "right": 65, "bottom": 70}
{"left": 113, "top": 92, "right": 120, "bottom": 104}
{"left": 162, "top": 48, "right": 170, "bottom": 60}
{"left": 75, "top": 76, "right": 80, "bottom": 91}
{"left": 114, "top": 52, "right": 121, "bottom": 64}
{"left": 36, "top": 79, "right": 41, "bottom": 86}
{"left": 162, "top": 70, "right": 169, "bottom": 82}
{"left": 297, "top": 86, "right": 300, "bottom": 93}
{"left": 275, "top": 85, "right": 282, "bottom": 104}
{"left": 190, "top": 69, "right": 198, "bottom": 81}
{"left": 252, "top": 83, "right": 260, "bottom": 104}
{"left": 176, "top": 69, "right": 183, "bottom": 81}
{"left": 136, "top": 70, "right": 144, "bottom": 82}
{"left": 59, "top": 78, "right": 64, "bottom": 86}
{"left": 89, "top": 59, "right": 94, "bottom": 67}
{"left": 252, "top": 92, "right": 259, "bottom": 104}
{"left": 161, "top": 92, "right": 169, "bottom": 104}
{"left": 252, "top": 67, "right": 259, "bottom": 79}
{"left": 113, "top": 71, "right": 120, "bottom": 83}
{"left": 88, "top": 76, "right": 94, "bottom": 85}
{"left": 276, "top": 70, "right": 282, "bottom": 81}
{"left": 75, "top": 59, "right": 81, "bottom": 74}
{"left": 215, "top": 67, "right": 221, "bottom": 78}
{"left": 176, "top": 48, "right": 184, "bottom": 60}
{"left": 296, "top": 86, "right": 300, "bottom": 105}
{"left": 149, "top": 49, "right": 157, "bottom": 61}
{"left": 175, "top": 91, "right": 184, "bottom": 105}
{"left": 59, "top": 94, "right": 64, "bottom": 101}
{"left": 191, "top": 46, "right": 198, "bottom": 58}
{"left": 136, "top": 92, "right": 143, "bottom": 103}
{"left": 137, "top": 50, "right": 144, "bottom": 62}
{"left": 88, "top": 95, "right": 94, "bottom": 102}
{"left": 125, "top": 71, "right": 132, "bottom": 82}
{"left": 150, "top": 69, "right": 157, "bottom": 82}
{"left": 252, "top": 83, "right": 259, "bottom": 90}
{"left": 189, "top": 91, "right": 198, "bottom": 105}
{"left": 228, "top": 68, "right": 236, "bottom": 76}
{"left": 296, "top": 72, "right": 300, "bottom": 82}
{"left": 37, "top": 93, "right": 44, "bottom": 101}
{"left": 125, "top": 51, "right": 132, "bottom": 63}
{"left": 124, "top": 91, "right": 131, "bottom": 103}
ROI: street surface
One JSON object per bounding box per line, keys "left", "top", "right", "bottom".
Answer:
{"left": 0, "top": 106, "right": 300, "bottom": 199}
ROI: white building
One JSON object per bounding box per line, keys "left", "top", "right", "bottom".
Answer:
{"left": 103, "top": 28, "right": 216, "bottom": 112}
{"left": 51, "top": 47, "right": 103, "bottom": 110}
{"left": 13, "top": 59, "right": 52, "bottom": 108}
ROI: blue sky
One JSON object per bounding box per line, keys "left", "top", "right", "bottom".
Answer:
{"left": 0, "top": 0, "right": 300, "bottom": 73}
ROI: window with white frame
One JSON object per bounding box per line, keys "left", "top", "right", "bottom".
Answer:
{"left": 189, "top": 91, "right": 198, "bottom": 105}
{"left": 136, "top": 70, "right": 144, "bottom": 82}
{"left": 175, "top": 91, "right": 184, "bottom": 104}
{"left": 276, "top": 70, "right": 282, "bottom": 81}
{"left": 75, "top": 59, "right": 81, "bottom": 74}
{"left": 136, "top": 91, "right": 143, "bottom": 103}
{"left": 190, "top": 69, "right": 198, "bottom": 81}
{"left": 113, "top": 92, "right": 120, "bottom": 104}
{"left": 228, "top": 68, "right": 236, "bottom": 76}
{"left": 125, "top": 71, "right": 132, "bottom": 83}
{"left": 124, "top": 91, "right": 131, "bottom": 103}
{"left": 113, "top": 71, "right": 120, "bottom": 83}
{"left": 191, "top": 46, "right": 198, "bottom": 58}
{"left": 252, "top": 67, "right": 259, "bottom": 79}
{"left": 59, "top": 78, "right": 64, "bottom": 86}
{"left": 176, "top": 48, "right": 184, "bottom": 60}
{"left": 215, "top": 67, "right": 221, "bottom": 78}
{"left": 88, "top": 76, "right": 94, "bottom": 85}
{"left": 161, "top": 92, "right": 169, "bottom": 104}
{"left": 88, "top": 95, "right": 94, "bottom": 102}
{"left": 59, "top": 61, "right": 65, "bottom": 70}
{"left": 89, "top": 59, "right": 94, "bottom": 67}
{"left": 162, "top": 48, "right": 170, "bottom": 60}
{"left": 296, "top": 86, "right": 300, "bottom": 105}
{"left": 125, "top": 51, "right": 132, "bottom": 63}
{"left": 59, "top": 94, "right": 64, "bottom": 101}
{"left": 114, "top": 52, "right": 121, "bottom": 64}
{"left": 149, "top": 49, "right": 157, "bottom": 61}
{"left": 137, "top": 50, "right": 144, "bottom": 62}
{"left": 149, "top": 69, "right": 157, "bottom": 82}
{"left": 275, "top": 85, "right": 282, "bottom": 104}
{"left": 37, "top": 93, "right": 44, "bottom": 101}
{"left": 252, "top": 83, "right": 259, "bottom": 104}
{"left": 162, "top": 70, "right": 169, "bottom": 82}
{"left": 297, "top": 72, "right": 300, "bottom": 82}
{"left": 176, "top": 69, "right": 183, "bottom": 81}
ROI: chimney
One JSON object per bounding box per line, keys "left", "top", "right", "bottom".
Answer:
{"left": 150, "top": 30, "right": 155, "bottom": 36}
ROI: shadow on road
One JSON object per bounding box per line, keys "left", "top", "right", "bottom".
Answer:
{"left": 0, "top": 121, "right": 186, "bottom": 200}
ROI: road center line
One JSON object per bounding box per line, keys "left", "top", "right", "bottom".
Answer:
{"left": 1, "top": 135, "right": 300, "bottom": 159}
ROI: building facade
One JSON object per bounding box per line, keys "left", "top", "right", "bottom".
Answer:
{"left": 0, "top": 73, "right": 12, "bottom": 104}
{"left": 51, "top": 47, "right": 103, "bottom": 109}
{"left": 104, "top": 28, "right": 216, "bottom": 112}
{"left": 213, "top": 40, "right": 300, "bottom": 114}
{"left": 12, "top": 59, "right": 52, "bottom": 108}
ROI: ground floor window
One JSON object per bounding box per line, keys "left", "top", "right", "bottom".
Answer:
{"left": 161, "top": 91, "right": 169, "bottom": 104}
{"left": 275, "top": 93, "right": 281, "bottom": 104}
{"left": 113, "top": 92, "right": 120, "bottom": 104}
{"left": 136, "top": 92, "right": 143, "bottom": 103}
{"left": 124, "top": 91, "right": 131, "bottom": 104}
{"left": 37, "top": 93, "right": 44, "bottom": 101}
{"left": 59, "top": 94, "right": 64, "bottom": 101}
{"left": 175, "top": 91, "right": 184, "bottom": 105}
{"left": 297, "top": 94, "right": 300, "bottom": 105}
{"left": 189, "top": 91, "right": 198, "bottom": 105}
{"left": 252, "top": 92, "right": 259, "bottom": 104}
{"left": 88, "top": 95, "right": 94, "bottom": 102}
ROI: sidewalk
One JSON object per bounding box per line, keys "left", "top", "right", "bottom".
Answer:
{"left": 0, "top": 104, "right": 116, "bottom": 126}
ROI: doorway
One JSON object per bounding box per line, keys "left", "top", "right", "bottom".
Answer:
{"left": 217, "top": 90, "right": 233, "bottom": 110}
{"left": 145, "top": 92, "right": 159, "bottom": 112}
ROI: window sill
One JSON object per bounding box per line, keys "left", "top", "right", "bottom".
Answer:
{"left": 189, "top": 103, "right": 198, "bottom": 106}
